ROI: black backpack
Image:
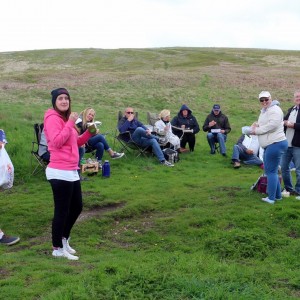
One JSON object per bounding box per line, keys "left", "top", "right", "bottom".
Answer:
{"left": 162, "top": 148, "right": 180, "bottom": 164}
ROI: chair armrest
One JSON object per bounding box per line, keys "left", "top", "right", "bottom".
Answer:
{"left": 118, "top": 131, "right": 133, "bottom": 141}
{"left": 171, "top": 125, "right": 184, "bottom": 131}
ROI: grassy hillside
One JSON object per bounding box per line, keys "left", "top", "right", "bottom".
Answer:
{"left": 1, "top": 47, "right": 300, "bottom": 299}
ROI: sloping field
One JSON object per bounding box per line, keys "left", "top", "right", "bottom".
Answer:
{"left": 1, "top": 48, "right": 300, "bottom": 299}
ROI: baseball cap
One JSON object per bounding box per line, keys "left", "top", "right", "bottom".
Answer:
{"left": 213, "top": 104, "right": 220, "bottom": 111}
{"left": 259, "top": 91, "right": 271, "bottom": 99}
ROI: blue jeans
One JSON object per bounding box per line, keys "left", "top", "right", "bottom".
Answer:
{"left": 264, "top": 140, "right": 288, "bottom": 200}
{"left": 281, "top": 146, "right": 300, "bottom": 193}
{"left": 78, "top": 134, "right": 111, "bottom": 166}
{"left": 86, "top": 134, "right": 111, "bottom": 161}
{"left": 207, "top": 133, "right": 227, "bottom": 154}
{"left": 231, "top": 145, "right": 263, "bottom": 165}
{"left": 132, "top": 127, "right": 164, "bottom": 162}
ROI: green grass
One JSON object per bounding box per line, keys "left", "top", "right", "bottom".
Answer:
{"left": 1, "top": 47, "right": 300, "bottom": 299}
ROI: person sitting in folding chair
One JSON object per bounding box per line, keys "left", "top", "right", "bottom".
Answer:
{"left": 202, "top": 104, "right": 231, "bottom": 156}
{"left": 171, "top": 104, "right": 200, "bottom": 152}
{"left": 154, "top": 109, "right": 181, "bottom": 152}
{"left": 76, "top": 107, "right": 124, "bottom": 168}
{"left": 118, "top": 107, "right": 174, "bottom": 167}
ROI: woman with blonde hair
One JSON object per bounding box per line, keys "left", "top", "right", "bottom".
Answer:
{"left": 155, "top": 109, "right": 183, "bottom": 152}
{"left": 76, "top": 107, "right": 124, "bottom": 167}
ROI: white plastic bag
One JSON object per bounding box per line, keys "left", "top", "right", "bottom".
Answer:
{"left": 0, "top": 146, "right": 14, "bottom": 189}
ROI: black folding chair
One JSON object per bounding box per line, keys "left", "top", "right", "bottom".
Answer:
{"left": 31, "top": 123, "right": 49, "bottom": 175}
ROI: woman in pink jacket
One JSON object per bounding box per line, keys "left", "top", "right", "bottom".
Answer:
{"left": 44, "top": 88, "right": 93, "bottom": 260}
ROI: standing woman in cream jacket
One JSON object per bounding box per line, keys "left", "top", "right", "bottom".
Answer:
{"left": 250, "top": 91, "right": 288, "bottom": 204}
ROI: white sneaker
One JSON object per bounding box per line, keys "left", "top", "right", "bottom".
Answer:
{"left": 52, "top": 248, "right": 79, "bottom": 260}
{"left": 261, "top": 197, "right": 275, "bottom": 204}
{"left": 161, "top": 160, "right": 174, "bottom": 167}
{"left": 111, "top": 152, "right": 124, "bottom": 159}
{"left": 62, "top": 237, "right": 76, "bottom": 254}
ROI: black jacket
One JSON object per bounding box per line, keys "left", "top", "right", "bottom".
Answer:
{"left": 171, "top": 104, "right": 200, "bottom": 135}
{"left": 284, "top": 106, "right": 300, "bottom": 147}
{"left": 202, "top": 111, "right": 231, "bottom": 134}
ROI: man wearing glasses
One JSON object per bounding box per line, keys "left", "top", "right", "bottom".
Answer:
{"left": 118, "top": 107, "right": 174, "bottom": 166}
{"left": 280, "top": 90, "right": 300, "bottom": 196}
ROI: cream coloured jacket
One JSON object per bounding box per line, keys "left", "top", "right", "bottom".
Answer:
{"left": 255, "top": 105, "right": 286, "bottom": 148}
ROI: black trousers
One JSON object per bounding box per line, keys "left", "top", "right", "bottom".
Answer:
{"left": 49, "top": 179, "right": 83, "bottom": 248}
{"left": 177, "top": 132, "right": 196, "bottom": 152}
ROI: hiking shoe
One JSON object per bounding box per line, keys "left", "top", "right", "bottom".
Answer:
{"left": 289, "top": 190, "right": 300, "bottom": 196}
{"left": 179, "top": 147, "right": 189, "bottom": 153}
{"left": 161, "top": 160, "right": 174, "bottom": 167}
{"left": 261, "top": 197, "right": 275, "bottom": 204}
{"left": 0, "top": 235, "right": 20, "bottom": 246}
{"left": 210, "top": 150, "right": 216, "bottom": 154}
{"left": 222, "top": 153, "right": 227, "bottom": 157}
{"left": 233, "top": 161, "right": 241, "bottom": 168}
{"left": 111, "top": 152, "right": 124, "bottom": 159}
{"left": 52, "top": 248, "right": 79, "bottom": 260}
{"left": 62, "top": 238, "right": 76, "bottom": 254}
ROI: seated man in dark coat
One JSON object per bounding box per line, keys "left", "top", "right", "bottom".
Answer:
{"left": 202, "top": 104, "right": 231, "bottom": 156}
{"left": 118, "top": 107, "right": 173, "bottom": 167}
{"left": 171, "top": 104, "right": 200, "bottom": 152}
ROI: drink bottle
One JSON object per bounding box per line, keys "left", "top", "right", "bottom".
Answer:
{"left": 102, "top": 160, "right": 110, "bottom": 178}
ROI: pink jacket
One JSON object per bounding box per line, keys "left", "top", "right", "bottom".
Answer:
{"left": 44, "top": 109, "right": 92, "bottom": 170}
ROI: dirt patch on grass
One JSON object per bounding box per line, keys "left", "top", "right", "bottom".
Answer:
{"left": 77, "top": 202, "right": 125, "bottom": 222}
{"left": 0, "top": 267, "right": 10, "bottom": 279}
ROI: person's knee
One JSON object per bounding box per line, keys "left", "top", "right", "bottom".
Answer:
{"left": 207, "top": 133, "right": 213, "bottom": 141}
{"left": 134, "top": 127, "right": 145, "bottom": 134}
{"left": 96, "top": 142, "right": 104, "bottom": 150}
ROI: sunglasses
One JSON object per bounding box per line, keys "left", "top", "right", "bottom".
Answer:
{"left": 126, "top": 111, "right": 134, "bottom": 114}
{"left": 259, "top": 98, "right": 269, "bottom": 102}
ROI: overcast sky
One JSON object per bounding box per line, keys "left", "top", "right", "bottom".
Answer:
{"left": 1, "top": 0, "right": 300, "bottom": 52}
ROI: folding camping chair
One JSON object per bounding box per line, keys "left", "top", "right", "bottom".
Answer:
{"left": 146, "top": 112, "right": 160, "bottom": 130}
{"left": 171, "top": 125, "right": 193, "bottom": 141}
{"left": 115, "top": 111, "right": 152, "bottom": 158}
{"left": 31, "top": 123, "right": 49, "bottom": 175}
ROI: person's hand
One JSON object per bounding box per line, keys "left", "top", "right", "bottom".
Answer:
{"left": 220, "top": 129, "right": 225, "bottom": 134}
{"left": 284, "top": 120, "right": 294, "bottom": 128}
{"left": 69, "top": 112, "right": 78, "bottom": 122}
{"left": 0, "top": 141, "right": 3, "bottom": 149}
{"left": 251, "top": 122, "right": 258, "bottom": 128}
{"left": 246, "top": 149, "right": 254, "bottom": 155}
{"left": 209, "top": 120, "right": 216, "bottom": 127}
{"left": 145, "top": 129, "right": 151, "bottom": 135}
{"left": 127, "top": 114, "right": 134, "bottom": 121}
